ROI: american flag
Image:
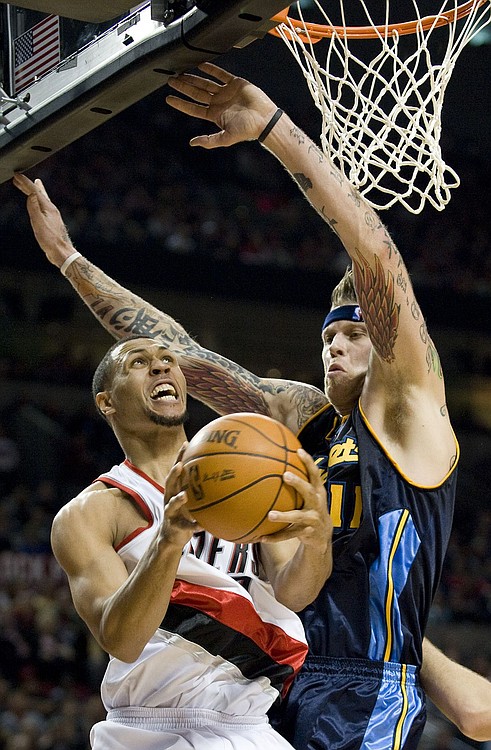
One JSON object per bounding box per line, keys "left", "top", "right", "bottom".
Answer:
{"left": 14, "top": 15, "right": 60, "bottom": 94}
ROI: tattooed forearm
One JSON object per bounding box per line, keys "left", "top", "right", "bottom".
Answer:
{"left": 348, "top": 185, "right": 362, "bottom": 208}
{"left": 289, "top": 125, "right": 306, "bottom": 145}
{"left": 320, "top": 206, "right": 340, "bottom": 238}
{"left": 64, "top": 260, "right": 192, "bottom": 346}
{"left": 182, "top": 358, "right": 271, "bottom": 415}
{"left": 293, "top": 173, "right": 313, "bottom": 192}
{"left": 66, "top": 258, "right": 120, "bottom": 297}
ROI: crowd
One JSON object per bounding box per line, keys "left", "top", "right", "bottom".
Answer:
{"left": 0, "top": 86, "right": 490, "bottom": 298}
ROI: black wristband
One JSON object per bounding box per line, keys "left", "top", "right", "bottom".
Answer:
{"left": 257, "top": 108, "right": 284, "bottom": 143}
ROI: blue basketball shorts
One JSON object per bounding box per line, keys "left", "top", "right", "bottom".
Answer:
{"left": 271, "top": 656, "right": 426, "bottom": 750}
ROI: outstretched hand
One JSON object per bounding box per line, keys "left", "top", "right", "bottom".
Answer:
{"left": 166, "top": 62, "right": 279, "bottom": 149}
{"left": 12, "top": 172, "right": 76, "bottom": 268}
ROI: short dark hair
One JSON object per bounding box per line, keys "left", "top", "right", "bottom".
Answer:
{"left": 91, "top": 334, "right": 157, "bottom": 408}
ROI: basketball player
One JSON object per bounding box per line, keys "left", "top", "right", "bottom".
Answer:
{"left": 14, "top": 60, "right": 460, "bottom": 749}
{"left": 50, "top": 334, "right": 333, "bottom": 749}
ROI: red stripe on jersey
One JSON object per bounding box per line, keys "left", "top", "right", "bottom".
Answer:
{"left": 171, "top": 579, "right": 308, "bottom": 694}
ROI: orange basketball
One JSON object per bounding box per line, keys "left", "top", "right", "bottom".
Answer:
{"left": 181, "top": 412, "right": 307, "bottom": 543}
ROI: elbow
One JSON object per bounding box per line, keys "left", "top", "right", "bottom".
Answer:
{"left": 98, "top": 623, "right": 146, "bottom": 663}
{"left": 274, "top": 587, "right": 317, "bottom": 612}
{"left": 273, "top": 574, "right": 331, "bottom": 612}
{"left": 115, "top": 650, "right": 143, "bottom": 664}
{"left": 97, "top": 608, "right": 148, "bottom": 663}
{"left": 101, "top": 637, "right": 144, "bottom": 664}
{"left": 456, "top": 710, "right": 491, "bottom": 743}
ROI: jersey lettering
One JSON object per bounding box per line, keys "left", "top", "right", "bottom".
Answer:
{"left": 312, "top": 434, "right": 362, "bottom": 532}
{"left": 190, "top": 531, "right": 258, "bottom": 577}
{"left": 329, "top": 437, "right": 358, "bottom": 466}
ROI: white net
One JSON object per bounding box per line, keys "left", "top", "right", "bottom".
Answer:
{"left": 275, "top": 0, "right": 491, "bottom": 213}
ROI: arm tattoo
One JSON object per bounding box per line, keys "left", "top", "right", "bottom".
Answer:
{"left": 384, "top": 235, "right": 401, "bottom": 264}
{"left": 289, "top": 385, "right": 328, "bottom": 433}
{"left": 106, "top": 306, "right": 170, "bottom": 338}
{"left": 420, "top": 320, "right": 443, "bottom": 379}
{"left": 320, "top": 206, "right": 340, "bottom": 238}
{"left": 181, "top": 357, "right": 271, "bottom": 415}
{"left": 289, "top": 125, "right": 306, "bottom": 145}
{"left": 65, "top": 259, "right": 327, "bottom": 419}
{"left": 411, "top": 300, "right": 421, "bottom": 320}
{"left": 348, "top": 185, "right": 362, "bottom": 208}
{"left": 396, "top": 269, "right": 408, "bottom": 296}
{"left": 293, "top": 172, "right": 313, "bottom": 192}
{"left": 352, "top": 254, "right": 399, "bottom": 363}
{"left": 425, "top": 341, "right": 443, "bottom": 379}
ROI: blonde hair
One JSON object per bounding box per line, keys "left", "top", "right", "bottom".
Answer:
{"left": 330, "top": 266, "right": 357, "bottom": 308}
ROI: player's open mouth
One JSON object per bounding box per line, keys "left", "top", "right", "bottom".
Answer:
{"left": 150, "top": 384, "right": 178, "bottom": 401}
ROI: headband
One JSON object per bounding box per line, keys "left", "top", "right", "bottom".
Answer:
{"left": 322, "top": 305, "right": 364, "bottom": 331}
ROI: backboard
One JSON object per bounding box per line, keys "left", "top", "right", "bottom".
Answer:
{"left": 0, "top": 0, "right": 287, "bottom": 184}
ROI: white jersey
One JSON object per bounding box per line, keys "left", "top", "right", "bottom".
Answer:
{"left": 95, "top": 460, "right": 308, "bottom": 719}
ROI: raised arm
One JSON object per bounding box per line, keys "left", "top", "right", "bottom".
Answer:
{"left": 166, "top": 63, "right": 438, "bottom": 389}
{"left": 13, "top": 173, "right": 326, "bottom": 434}
{"left": 166, "top": 63, "right": 456, "bottom": 483}
{"left": 421, "top": 638, "right": 491, "bottom": 742}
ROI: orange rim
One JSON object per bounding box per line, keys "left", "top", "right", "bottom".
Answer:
{"left": 269, "top": 0, "right": 489, "bottom": 41}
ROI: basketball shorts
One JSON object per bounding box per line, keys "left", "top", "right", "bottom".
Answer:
{"left": 91, "top": 706, "right": 297, "bottom": 749}
{"left": 271, "top": 656, "right": 426, "bottom": 750}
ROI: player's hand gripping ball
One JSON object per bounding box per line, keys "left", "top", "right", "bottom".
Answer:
{"left": 181, "top": 412, "right": 308, "bottom": 542}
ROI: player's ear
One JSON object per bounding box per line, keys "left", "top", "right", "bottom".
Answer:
{"left": 96, "top": 391, "right": 115, "bottom": 417}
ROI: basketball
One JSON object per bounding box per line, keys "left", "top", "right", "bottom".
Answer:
{"left": 181, "top": 412, "right": 308, "bottom": 543}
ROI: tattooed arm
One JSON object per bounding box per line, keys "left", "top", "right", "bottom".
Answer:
{"left": 167, "top": 63, "right": 438, "bottom": 387}
{"left": 167, "top": 63, "right": 456, "bottom": 483}
{"left": 13, "top": 173, "right": 326, "bottom": 433}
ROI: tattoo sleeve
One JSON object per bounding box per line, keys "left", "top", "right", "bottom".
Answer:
{"left": 63, "top": 257, "right": 323, "bottom": 419}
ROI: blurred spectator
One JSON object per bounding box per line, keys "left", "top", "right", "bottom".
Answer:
{"left": 0, "top": 91, "right": 488, "bottom": 300}
{"left": 0, "top": 423, "right": 20, "bottom": 494}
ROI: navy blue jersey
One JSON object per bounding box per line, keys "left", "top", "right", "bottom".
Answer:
{"left": 272, "top": 400, "right": 458, "bottom": 750}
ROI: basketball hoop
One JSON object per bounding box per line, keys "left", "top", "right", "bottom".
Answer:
{"left": 269, "top": 0, "right": 491, "bottom": 213}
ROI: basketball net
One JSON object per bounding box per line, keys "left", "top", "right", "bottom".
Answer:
{"left": 270, "top": 0, "right": 491, "bottom": 213}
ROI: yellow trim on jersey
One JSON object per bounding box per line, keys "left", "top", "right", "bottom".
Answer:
{"left": 358, "top": 400, "right": 460, "bottom": 489}
{"left": 296, "top": 402, "right": 344, "bottom": 441}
